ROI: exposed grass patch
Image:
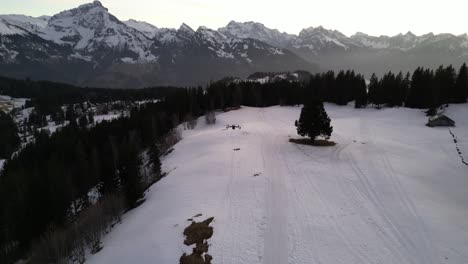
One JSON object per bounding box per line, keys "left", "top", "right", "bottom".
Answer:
{"left": 289, "top": 138, "right": 336, "bottom": 147}
{"left": 183, "top": 217, "right": 214, "bottom": 246}
{"left": 180, "top": 252, "right": 212, "bottom": 264}
{"left": 180, "top": 217, "right": 214, "bottom": 264}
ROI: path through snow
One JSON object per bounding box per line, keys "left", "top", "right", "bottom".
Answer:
{"left": 87, "top": 104, "right": 468, "bottom": 264}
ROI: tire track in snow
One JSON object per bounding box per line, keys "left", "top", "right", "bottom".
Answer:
{"left": 266, "top": 109, "right": 371, "bottom": 263}
{"left": 219, "top": 126, "right": 261, "bottom": 264}
{"left": 343, "top": 117, "right": 437, "bottom": 264}
{"left": 354, "top": 118, "right": 425, "bottom": 263}
{"left": 370, "top": 124, "right": 438, "bottom": 264}
{"left": 344, "top": 149, "right": 416, "bottom": 263}
{"left": 260, "top": 109, "right": 289, "bottom": 264}
{"left": 219, "top": 127, "right": 237, "bottom": 264}
{"left": 262, "top": 109, "right": 321, "bottom": 264}
{"left": 281, "top": 151, "right": 321, "bottom": 264}
{"left": 266, "top": 109, "right": 374, "bottom": 263}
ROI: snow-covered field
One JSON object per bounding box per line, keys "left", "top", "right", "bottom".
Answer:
{"left": 87, "top": 104, "right": 468, "bottom": 264}
{"left": 93, "top": 113, "right": 121, "bottom": 123}
{"left": 0, "top": 95, "right": 27, "bottom": 113}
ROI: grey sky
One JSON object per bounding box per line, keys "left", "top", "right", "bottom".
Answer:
{"left": 1, "top": 0, "right": 467, "bottom": 36}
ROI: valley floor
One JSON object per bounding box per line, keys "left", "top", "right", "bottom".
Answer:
{"left": 87, "top": 104, "right": 468, "bottom": 264}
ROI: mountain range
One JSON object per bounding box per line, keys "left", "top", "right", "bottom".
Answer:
{"left": 0, "top": 0, "right": 467, "bottom": 88}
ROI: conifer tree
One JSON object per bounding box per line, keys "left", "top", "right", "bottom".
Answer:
{"left": 118, "top": 135, "right": 143, "bottom": 207}
{"left": 65, "top": 105, "right": 77, "bottom": 121}
{"left": 454, "top": 63, "right": 468, "bottom": 103}
{"left": 354, "top": 77, "right": 368, "bottom": 108}
{"left": 148, "top": 143, "right": 161, "bottom": 177}
{"left": 88, "top": 112, "right": 95, "bottom": 124}
{"left": 295, "top": 100, "right": 333, "bottom": 143}
{"left": 78, "top": 115, "right": 88, "bottom": 127}
{"left": 368, "top": 74, "right": 381, "bottom": 107}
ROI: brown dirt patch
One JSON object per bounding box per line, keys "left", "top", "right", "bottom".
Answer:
{"left": 180, "top": 217, "right": 214, "bottom": 264}
{"left": 289, "top": 138, "right": 336, "bottom": 147}
{"left": 183, "top": 217, "right": 214, "bottom": 246}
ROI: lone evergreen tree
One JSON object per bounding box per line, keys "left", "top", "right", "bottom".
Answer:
{"left": 295, "top": 100, "right": 333, "bottom": 143}
{"left": 148, "top": 143, "right": 161, "bottom": 177}
{"left": 454, "top": 63, "right": 468, "bottom": 103}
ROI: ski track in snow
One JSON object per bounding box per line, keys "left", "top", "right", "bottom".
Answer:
{"left": 87, "top": 104, "right": 468, "bottom": 264}
{"left": 261, "top": 109, "right": 288, "bottom": 264}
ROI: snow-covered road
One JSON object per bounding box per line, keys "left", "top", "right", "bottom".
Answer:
{"left": 88, "top": 104, "right": 468, "bottom": 264}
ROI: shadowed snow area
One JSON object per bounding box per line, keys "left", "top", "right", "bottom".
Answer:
{"left": 87, "top": 104, "right": 468, "bottom": 264}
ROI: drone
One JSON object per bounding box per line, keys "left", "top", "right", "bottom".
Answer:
{"left": 226, "top": 124, "right": 242, "bottom": 130}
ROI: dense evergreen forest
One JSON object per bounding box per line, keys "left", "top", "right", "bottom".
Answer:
{"left": 0, "top": 76, "right": 181, "bottom": 116}
{"left": 0, "top": 63, "right": 467, "bottom": 263}
{"left": 207, "top": 64, "right": 467, "bottom": 109}
{"left": 0, "top": 112, "right": 20, "bottom": 159}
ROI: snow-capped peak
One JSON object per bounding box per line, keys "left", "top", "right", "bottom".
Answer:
{"left": 219, "top": 20, "right": 295, "bottom": 48}
{"left": 178, "top": 23, "right": 194, "bottom": 35}
{"left": 124, "top": 19, "right": 159, "bottom": 38}
{"left": 294, "top": 26, "right": 361, "bottom": 51}
{"left": 352, "top": 31, "right": 369, "bottom": 37}
{"left": 405, "top": 31, "right": 415, "bottom": 37}
{"left": 298, "top": 26, "right": 348, "bottom": 39}
{"left": 196, "top": 26, "right": 229, "bottom": 45}
{"left": 350, "top": 31, "right": 442, "bottom": 51}
{"left": 37, "top": 1, "right": 156, "bottom": 62}
{"left": 82, "top": 1, "right": 104, "bottom": 9}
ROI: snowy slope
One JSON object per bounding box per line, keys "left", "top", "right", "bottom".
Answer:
{"left": 0, "top": 14, "right": 47, "bottom": 35}
{"left": 87, "top": 104, "right": 468, "bottom": 264}
{"left": 123, "top": 19, "right": 159, "bottom": 38}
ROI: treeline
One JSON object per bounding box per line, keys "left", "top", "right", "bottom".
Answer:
{"left": 207, "top": 64, "right": 467, "bottom": 109}
{"left": 0, "top": 88, "right": 206, "bottom": 263}
{"left": 368, "top": 64, "right": 468, "bottom": 108}
{"left": 0, "top": 76, "right": 179, "bottom": 116}
{"left": 206, "top": 70, "right": 367, "bottom": 108}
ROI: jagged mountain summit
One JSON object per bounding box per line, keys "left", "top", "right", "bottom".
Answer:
{"left": 222, "top": 20, "right": 468, "bottom": 53}
{"left": 222, "top": 21, "right": 468, "bottom": 76}
{"left": 0, "top": 1, "right": 315, "bottom": 88}
{"left": 292, "top": 26, "right": 364, "bottom": 53}
{"left": 38, "top": 1, "right": 156, "bottom": 63}
{"left": 219, "top": 21, "right": 295, "bottom": 49}
{"left": 124, "top": 19, "right": 160, "bottom": 39}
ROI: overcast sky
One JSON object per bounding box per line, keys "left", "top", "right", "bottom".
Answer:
{"left": 1, "top": 0, "right": 467, "bottom": 36}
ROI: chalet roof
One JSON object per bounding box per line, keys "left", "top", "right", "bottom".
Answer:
{"left": 428, "top": 114, "right": 455, "bottom": 123}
